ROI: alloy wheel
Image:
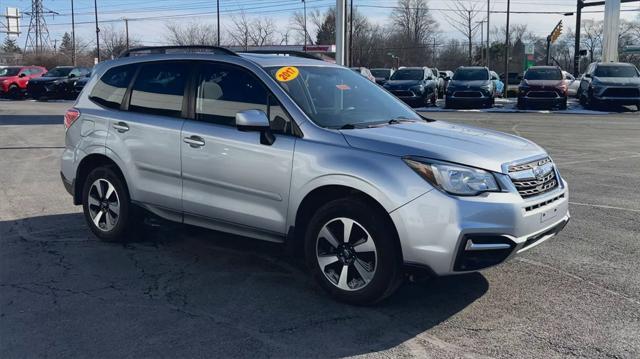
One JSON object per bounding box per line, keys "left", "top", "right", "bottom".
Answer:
{"left": 87, "top": 178, "right": 120, "bottom": 232}
{"left": 316, "top": 217, "right": 378, "bottom": 291}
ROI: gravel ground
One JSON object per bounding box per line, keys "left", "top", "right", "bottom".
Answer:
{"left": 1, "top": 100, "right": 639, "bottom": 358}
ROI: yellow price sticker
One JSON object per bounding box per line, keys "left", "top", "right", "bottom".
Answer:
{"left": 275, "top": 66, "right": 300, "bottom": 82}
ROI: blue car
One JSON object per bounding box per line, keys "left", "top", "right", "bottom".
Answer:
{"left": 491, "top": 71, "right": 504, "bottom": 97}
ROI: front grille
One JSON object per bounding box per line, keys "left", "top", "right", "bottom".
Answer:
{"left": 508, "top": 157, "right": 559, "bottom": 199}
{"left": 391, "top": 90, "right": 414, "bottom": 97}
{"left": 527, "top": 91, "right": 558, "bottom": 98}
{"left": 453, "top": 91, "right": 482, "bottom": 98}
{"left": 602, "top": 87, "right": 640, "bottom": 98}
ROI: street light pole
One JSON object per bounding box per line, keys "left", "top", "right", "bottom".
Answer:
{"left": 217, "top": 0, "right": 220, "bottom": 46}
{"left": 303, "top": 0, "right": 307, "bottom": 50}
{"left": 124, "top": 18, "right": 129, "bottom": 51}
{"left": 503, "top": 0, "right": 510, "bottom": 98}
{"left": 94, "top": 0, "right": 100, "bottom": 62}
{"left": 348, "top": 0, "right": 353, "bottom": 66}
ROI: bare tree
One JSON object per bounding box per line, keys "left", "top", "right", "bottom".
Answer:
{"left": 248, "top": 18, "right": 277, "bottom": 46}
{"left": 100, "top": 24, "right": 137, "bottom": 59}
{"left": 581, "top": 20, "right": 603, "bottom": 63}
{"left": 390, "top": 0, "right": 439, "bottom": 66}
{"left": 291, "top": 10, "right": 315, "bottom": 45}
{"left": 444, "top": 1, "right": 483, "bottom": 65}
{"left": 165, "top": 22, "right": 217, "bottom": 46}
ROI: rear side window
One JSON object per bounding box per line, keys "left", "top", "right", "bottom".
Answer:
{"left": 89, "top": 64, "right": 137, "bottom": 109}
{"left": 129, "top": 62, "right": 189, "bottom": 118}
{"left": 195, "top": 63, "right": 268, "bottom": 126}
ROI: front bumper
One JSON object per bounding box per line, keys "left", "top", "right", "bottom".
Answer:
{"left": 519, "top": 94, "right": 566, "bottom": 108}
{"left": 592, "top": 88, "right": 640, "bottom": 105}
{"left": 390, "top": 179, "right": 570, "bottom": 275}
{"left": 446, "top": 94, "right": 492, "bottom": 107}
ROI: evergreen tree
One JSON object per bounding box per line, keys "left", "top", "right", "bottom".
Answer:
{"left": 59, "top": 32, "right": 74, "bottom": 56}
{"left": 1, "top": 38, "right": 22, "bottom": 53}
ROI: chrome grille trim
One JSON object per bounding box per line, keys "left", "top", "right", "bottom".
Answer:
{"left": 508, "top": 157, "right": 559, "bottom": 198}
{"left": 524, "top": 193, "right": 565, "bottom": 212}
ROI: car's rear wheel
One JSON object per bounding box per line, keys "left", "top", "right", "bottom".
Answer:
{"left": 517, "top": 98, "right": 526, "bottom": 109}
{"left": 82, "top": 166, "right": 136, "bottom": 241}
{"left": 7, "top": 84, "right": 20, "bottom": 99}
{"left": 304, "top": 198, "right": 402, "bottom": 304}
{"left": 559, "top": 98, "right": 568, "bottom": 110}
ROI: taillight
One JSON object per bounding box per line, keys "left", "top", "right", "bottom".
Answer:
{"left": 64, "top": 108, "right": 80, "bottom": 129}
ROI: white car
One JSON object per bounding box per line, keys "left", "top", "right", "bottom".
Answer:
{"left": 563, "top": 71, "right": 581, "bottom": 97}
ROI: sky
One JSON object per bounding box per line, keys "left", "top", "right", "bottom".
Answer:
{"left": 1, "top": 0, "right": 638, "bottom": 50}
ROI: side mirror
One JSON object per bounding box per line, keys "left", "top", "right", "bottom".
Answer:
{"left": 235, "top": 109, "right": 274, "bottom": 145}
{"left": 68, "top": 73, "right": 76, "bottom": 78}
{"left": 18, "top": 73, "right": 26, "bottom": 78}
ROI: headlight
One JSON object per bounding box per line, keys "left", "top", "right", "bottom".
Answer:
{"left": 404, "top": 158, "right": 500, "bottom": 196}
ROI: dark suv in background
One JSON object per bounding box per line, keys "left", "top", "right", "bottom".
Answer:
{"left": 383, "top": 67, "right": 438, "bottom": 107}
{"left": 578, "top": 62, "right": 640, "bottom": 110}
{"left": 28, "top": 66, "right": 92, "bottom": 100}
{"left": 517, "top": 66, "right": 567, "bottom": 110}
{"left": 370, "top": 68, "right": 393, "bottom": 85}
{"left": 444, "top": 66, "right": 494, "bottom": 109}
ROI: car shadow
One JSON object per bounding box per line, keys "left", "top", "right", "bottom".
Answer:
{"left": 1, "top": 212, "right": 489, "bottom": 357}
{"left": 0, "top": 115, "right": 63, "bottom": 126}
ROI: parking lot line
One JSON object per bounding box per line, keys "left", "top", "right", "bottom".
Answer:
{"left": 569, "top": 201, "right": 640, "bottom": 213}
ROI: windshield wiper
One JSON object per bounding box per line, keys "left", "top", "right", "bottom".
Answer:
{"left": 340, "top": 123, "right": 357, "bottom": 129}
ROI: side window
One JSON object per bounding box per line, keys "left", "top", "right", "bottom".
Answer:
{"left": 196, "top": 62, "right": 291, "bottom": 134}
{"left": 129, "top": 62, "right": 189, "bottom": 118}
{"left": 89, "top": 64, "right": 137, "bottom": 109}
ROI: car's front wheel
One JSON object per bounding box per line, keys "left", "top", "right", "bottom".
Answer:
{"left": 82, "top": 166, "right": 136, "bottom": 241}
{"left": 304, "top": 198, "right": 402, "bottom": 304}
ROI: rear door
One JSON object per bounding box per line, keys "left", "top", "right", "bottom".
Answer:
{"left": 180, "top": 61, "right": 296, "bottom": 236}
{"left": 99, "top": 61, "right": 190, "bottom": 211}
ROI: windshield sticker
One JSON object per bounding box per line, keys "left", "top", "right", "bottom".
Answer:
{"left": 336, "top": 84, "right": 351, "bottom": 91}
{"left": 275, "top": 66, "right": 299, "bottom": 82}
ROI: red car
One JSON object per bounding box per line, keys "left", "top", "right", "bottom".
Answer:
{"left": 0, "top": 65, "right": 47, "bottom": 99}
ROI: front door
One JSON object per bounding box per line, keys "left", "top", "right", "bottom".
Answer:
{"left": 181, "top": 62, "right": 295, "bottom": 237}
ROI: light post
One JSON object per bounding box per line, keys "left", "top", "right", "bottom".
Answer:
{"left": 217, "top": 0, "right": 220, "bottom": 46}
{"left": 302, "top": 0, "right": 307, "bottom": 50}
{"left": 94, "top": 0, "right": 100, "bottom": 63}
{"left": 503, "top": 0, "right": 510, "bottom": 98}
{"left": 71, "top": 0, "right": 76, "bottom": 65}
{"left": 387, "top": 52, "right": 399, "bottom": 69}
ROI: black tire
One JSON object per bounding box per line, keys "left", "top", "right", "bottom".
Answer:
{"left": 82, "top": 165, "right": 137, "bottom": 242}
{"left": 517, "top": 98, "right": 526, "bottom": 110}
{"left": 559, "top": 99, "right": 568, "bottom": 110}
{"left": 304, "top": 198, "right": 403, "bottom": 305}
{"left": 430, "top": 93, "right": 437, "bottom": 106}
{"left": 7, "top": 84, "right": 20, "bottom": 100}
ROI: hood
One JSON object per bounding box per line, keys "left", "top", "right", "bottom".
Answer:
{"left": 448, "top": 80, "right": 491, "bottom": 88}
{"left": 29, "top": 76, "right": 64, "bottom": 83}
{"left": 384, "top": 80, "right": 421, "bottom": 88}
{"left": 523, "top": 79, "right": 563, "bottom": 87}
{"left": 340, "top": 121, "right": 544, "bottom": 173}
{"left": 593, "top": 76, "right": 640, "bottom": 86}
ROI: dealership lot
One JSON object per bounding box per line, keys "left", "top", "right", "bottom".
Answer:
{"left": 1, "top": 100, "right": 639, "bottom": 358}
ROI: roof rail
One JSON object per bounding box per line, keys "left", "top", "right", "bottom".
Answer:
{"left": 238, "top": 50, "right": 321, "bottom": 60}
{"left": 118, "top": 46, "right": 238, "bottom": 58}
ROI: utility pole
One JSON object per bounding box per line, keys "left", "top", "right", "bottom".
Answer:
{"left": 94, "top": 0, "right": 100, "bottom": 63}
{"left": 348, "top": 0, "right": 354, "bottom": 66}
{"left": 477, "top": 20, "right": 486, "bottom": 65}
{"left": 602, "top": 0, "right": 621, "bottom": 62}
{"left": 216, "top": 0, "right": 220, "bottom": 46}
{"left": 53, "top": 39, "right": 57, "bottom": 52}
{"left": 467, "top": 10, "right": 472, "bottom": 65}
{"left": 504, "top": 0, "right": 510, "bottom": 98}
{"left": 335, "top": 0, "right": 346, "bottom": 65}
{"left": 303, "top": 0, "right": 307, "bottom": 50}
{"left": 124, "top": 18, "right": 129, "bottom": 50}
{"left": 71, "top": 0, "right": 76, "bottom": 65}
{"left": 487, "top": 0, "right": 490, "bottom": 69}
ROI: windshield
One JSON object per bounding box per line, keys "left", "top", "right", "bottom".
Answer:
{"left": 524, "top": 68, "right": 562, "bottom": 80}
{"left": 594, "top": 65, "right": 639, "bottom": 78}
{"left": 44, "top": 67, "right": 72, "bottom": 77}
{"left": 370, "top": 69, "right": 390, "bottom": 79}
{"left": 390, "top": 69, "right": 423, "bottom": 81}
{"left": 0, "top": 67, "right": 21, "bottom": 77}
{"left": 453, "top": 69, "right": 489, "bottom": 81}
{"left": 268, "top": 66, "right": 421, "bottom": 129}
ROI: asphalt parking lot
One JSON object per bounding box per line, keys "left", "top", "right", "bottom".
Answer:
{"left": 1, "top": 100, "right": 639, "bottom": 358}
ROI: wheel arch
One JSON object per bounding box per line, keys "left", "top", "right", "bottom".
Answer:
{"left": 74, "top": 154, "right": 128, "bottom": 205}
{"left": 289, "top": 183, "right": 403, "bottom": 262}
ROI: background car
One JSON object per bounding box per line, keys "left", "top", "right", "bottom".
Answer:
{"left": 71, "top": 71, "right": 92, "bottom": 99}
{"left": 563, "top": 71, "right": 581, "bottom": 97}
{"left": 383, "top": 66, "right": 438, "bottom": 107}
{"left": 0, "top": 65, "right": 47, "bottom": 99}
{"left": 490, "top": 71, "right": 504, "bottom": 97}
{"left": 439, "top": 70, "right": 454, "bottom": 94}
{"left": 432, "top": 67, "right": 445, "bottom": 98}
{"left": 27, "top": 66, "right": 91, "bottom": 100}
{"left": 517, "top": 66, "right": 567, "bottom": 110}
{"left": 500, "top": 71, "right": 522, "bottom": 96}
{"left": 370, "top": 68, "right": 393, "bottom": 85}
{"left": 350, "top": 67, "right": 376, "bottom": 82}
{"left": 578, "top": 62, "right": 640, "bottom": 110}
{"left": 445, "top": 66, "right": 495, "bottom": 109}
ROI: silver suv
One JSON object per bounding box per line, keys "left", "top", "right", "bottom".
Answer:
{"left": 61, "top": 47, "right": 570, "bottom": 304}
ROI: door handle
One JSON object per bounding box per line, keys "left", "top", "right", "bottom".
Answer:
{"left": 113, "top": 122, "right": 129, "bottom": 133}
{"left": 183, "top": 135, "right": 205, "bottom": 148}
